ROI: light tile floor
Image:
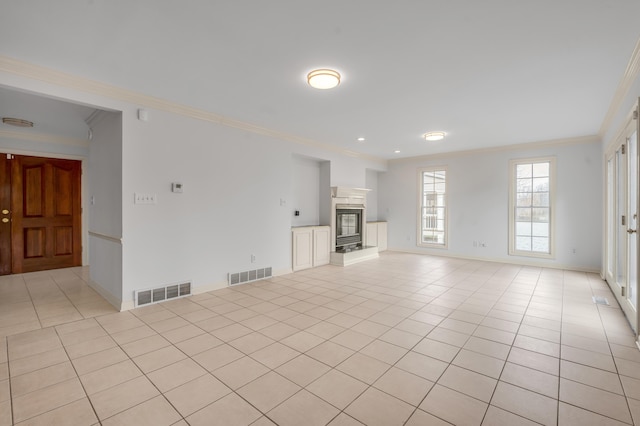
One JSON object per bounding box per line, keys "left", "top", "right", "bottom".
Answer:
{"left": 1, "top": 252, "right": 639, "bottom": 425}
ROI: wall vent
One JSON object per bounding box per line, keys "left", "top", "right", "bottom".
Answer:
{"left": 135, "top": 281, "right": 192, "bottom": 307}
{"left": 228, "top": 267, "right": 272, "bottom": 286}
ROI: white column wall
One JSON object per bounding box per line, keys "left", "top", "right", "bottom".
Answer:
{"left": 87, "top": 111, "right": 123, "bottom": 304}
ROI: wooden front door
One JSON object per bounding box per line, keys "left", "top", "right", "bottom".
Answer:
{"left": 1, "top": 155, "right": 82, "bottom": 274}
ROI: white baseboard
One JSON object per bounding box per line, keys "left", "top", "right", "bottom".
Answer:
{"left": 87, "top": 279, "right": 124, "bottom": 311}
{"left": 116, "top": 267, "right": 297, "bottom": 311}
{"left": 387, "top": 248, "right": 600, "bottom": 274}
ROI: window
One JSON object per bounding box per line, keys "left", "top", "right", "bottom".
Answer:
{"left": 418, "top": 167, "right": 447, "bottom": 248}
{"left": 509, "top": 157, "right": 555, "bottom": 258}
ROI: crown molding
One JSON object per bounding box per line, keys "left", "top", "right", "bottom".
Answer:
{"left": 390, "top": 134, "right": 600, "bottom": 163}
{"left": 85, "top": 109, "right": 113, "bottom": 128}
{"left": 599, "top": 37, "right": 640, "bottom": 139}
{"left": 0, "top": 129, "right": 89, "bottom": 148}
{"left": 0, "top": 56, "right": 386, "bottom": 166}
{"left": 603, "top": 103, "right": 637, "bottom": 156}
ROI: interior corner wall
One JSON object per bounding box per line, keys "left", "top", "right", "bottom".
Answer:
{"left": 87, "top": 111, "right": 123, "bottom": 306}
{"left": 291, "top": 155, "right": 321, "bottom": 227}
{"left": 378, "top": 140, "right": 603, "bottom": 271}
{"left": 365, "top": 169, "right": 379, "bottom": 221}
{"left": 319, "top": 161, "right": 331, "bottom": 226}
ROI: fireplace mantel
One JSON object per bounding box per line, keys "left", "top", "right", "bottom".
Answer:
{"left": 331, "top": 187, "right": 371, "bottom": 199}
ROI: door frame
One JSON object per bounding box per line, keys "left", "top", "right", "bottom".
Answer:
{"left": 0, "top": 149, "right": 88, "bottom": 268}
{"left": 604, "top": 101, "right": 640, "bottom": 340}
{"left": 0, "top": 154, "right": 11, "bottom": 274}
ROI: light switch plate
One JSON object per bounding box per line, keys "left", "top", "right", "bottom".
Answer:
{"left": 134, "top": 193, "right": 157, "bottom": 204}
{"left": 171, "top": 183, "right": 183, "bottom": 193}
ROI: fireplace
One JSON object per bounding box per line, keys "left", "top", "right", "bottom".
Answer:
{"left": 329, "top": 187, "right": 379, "bottom": 266}
{"left": 335, "top": 207, "right": 363, "bottom": 251}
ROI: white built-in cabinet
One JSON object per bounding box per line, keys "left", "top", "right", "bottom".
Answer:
{"left": 366, "top": 221, "right": 388, "bottom": 251}
{"left": 292, "top": 226, "right": 330, "bottom": 271}
{"left": 313, "top": 226, "right": 331, "bottom": 266}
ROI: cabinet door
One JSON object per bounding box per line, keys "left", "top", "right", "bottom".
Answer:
{"left": 313, "top": 226, "right": 331, "bottom": 266}
{"left": 377, "top": 222, "right": 388, "bottom": 251}
{"left": 292, "top": 228, "right": 313, "bottom": 271}
{"left": 366, "top": 222, "right": 378, "bottom": 247}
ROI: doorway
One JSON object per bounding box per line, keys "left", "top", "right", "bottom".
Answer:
{"left": 0, "top": 153, "right": 82, "bottom": 275}
{"left": 605, "top": 101, "right": 639, "bottom": 338}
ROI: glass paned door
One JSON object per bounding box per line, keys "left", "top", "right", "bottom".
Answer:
{"left": 617, "top": 147, "right": 627, "bottom": 296}
{"left": 627, "top": 131, "right": 638, "bottom": 310}
{"left": 605, "top": 110, "right": 639, "bottom": 336}
{"left": 607, "top": 158, "right": 615, "bottom": 279}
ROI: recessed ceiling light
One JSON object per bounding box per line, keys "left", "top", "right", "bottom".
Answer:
{"left": 307, "top": 69, "right": 341, "bottom": 89}
{"left": 2, "top": 117, "right": 34, "bottom": 128}
{"left": 394, "top": 150, "right": 401, "bottom": 153}
{"left": 423, "top": 131, "right": 445, "bottom": 141}
{"left": 357, "top": 137, "right": 365, "bottom": 142}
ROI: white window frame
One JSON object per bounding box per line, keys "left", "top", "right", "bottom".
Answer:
{"left": 508, "top": 156, "right": 556, "bottom": 259}
{"left": 417, "top": 166, "right": 448, "bottom": 249}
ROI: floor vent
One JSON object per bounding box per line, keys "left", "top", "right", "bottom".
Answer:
{"left": 228, "top": 267, "right": 272, "bottom": 286}
{"left": 135, "top": 281, "right": 192, "bottom": 307}
{"left": 592, "top": 296, "right": 610, "bottom": 306}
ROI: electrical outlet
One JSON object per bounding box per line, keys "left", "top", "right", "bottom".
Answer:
{"left": 251, "top": 254, "right": 256, "bottom": 263}
{"left": 134, "top": 193, "right": 157, "bottom": 204}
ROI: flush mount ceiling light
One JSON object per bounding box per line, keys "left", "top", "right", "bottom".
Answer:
{"left": 2, "top": 117, "right": 34, "bottom": 128}
{"left": 357, "top": 137, "right": 365, "bottom": 142}
{"left": 423, "top": 131, "right": 445, "bottom": 141}
{"left": 307, "top": 69, "right": 341, "bottom": 89}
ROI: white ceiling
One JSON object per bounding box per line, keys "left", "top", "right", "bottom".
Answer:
{"left": 0, "top": 87, "right": 96, "bottom": 142}
{"left": 1, "top": 1, "right": 639, "bottom": 159}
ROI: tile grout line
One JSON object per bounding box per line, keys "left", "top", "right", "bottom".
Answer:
{"left": 479, "top": 265, "right": 543, "bottom": 425}
{"left": 557, "top": 269, "right": 565, "bottom": 426}
{"left": 4, "top": 335, "right": 13, "bottom": 426}
{"left": 3, "top": 258, "right": 639, "bottom": 426}
{"left": 587, "top": 273, "right": 636, "bottom": 425}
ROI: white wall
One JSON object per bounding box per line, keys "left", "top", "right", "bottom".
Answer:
{"left": 121, "top": 110, "right": 291, "bottom": 299}
{"left": 379, "top": 140, "right": 603, "bottom": 271}
{"left": 88, "top": 111, "right": 122, "bottom": 238}
{"left": 87, "top": 110, "right": 123, "bottom": 304}
{"left": 319, "top": 161, "right": 331, "bottom": 226}
{"left": 0, "top": 65, "right": 388, "bottom": 309}
{"left": 0, "top": 137, "right": 87, "bottom": 158}
{"left": 291, "top": 155, "right": 320, "bottom": 227}
{"left": 120, "top": 108, "right": 386, "bottom": 305}
{"left": 366, "top": 169, "right": 379, "bottom": 222}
